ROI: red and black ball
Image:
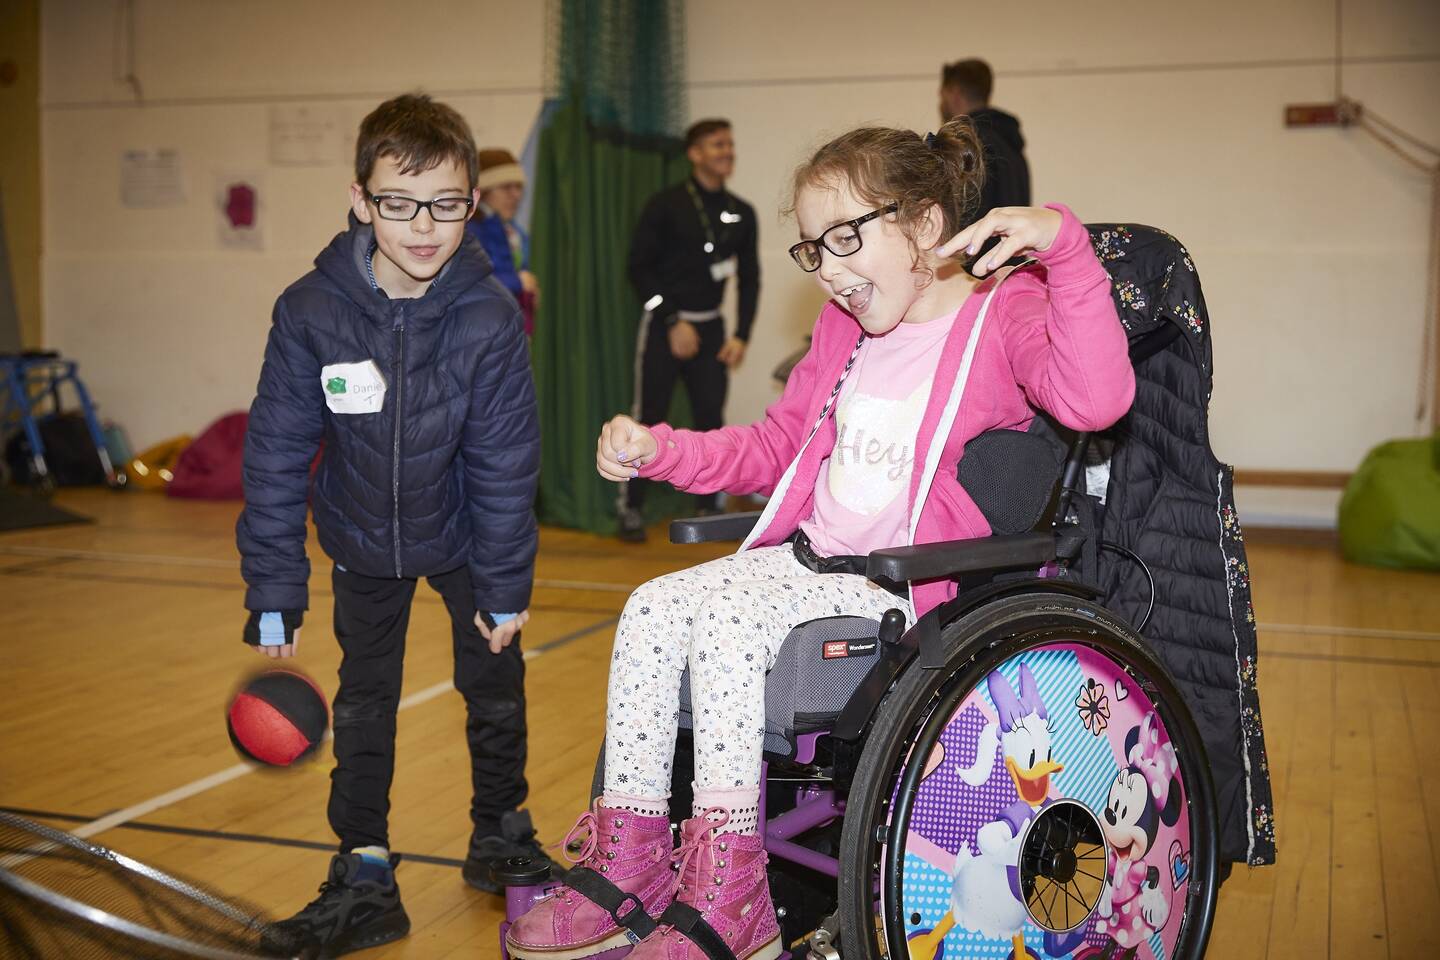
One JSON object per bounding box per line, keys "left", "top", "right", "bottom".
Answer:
{"left": 226, "top": 670, "right": 330, "bottom": 767}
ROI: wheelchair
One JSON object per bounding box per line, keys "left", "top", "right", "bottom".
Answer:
{"left": 1, "top": 350, "right": 122, "bottom": 492}
{"left": 499, "top": 230, "right": 1224, "bottom": 960}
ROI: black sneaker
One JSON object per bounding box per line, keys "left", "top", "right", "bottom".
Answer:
{"left": 462, "top": 809, "right": 560, "bottom": 894}
{"left": 617, "top": 507, "right": 648, "bottom": 544}
{"left": 261, "top": 853, "right": 410, "bottom": 958}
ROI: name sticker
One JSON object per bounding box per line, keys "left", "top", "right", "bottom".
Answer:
{"left": 321, "top": 360, "right": 387, "bottom": 415}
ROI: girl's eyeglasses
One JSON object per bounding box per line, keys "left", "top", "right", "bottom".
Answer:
{"left": 788, "top": 204, "right": 897, "bottom": 272}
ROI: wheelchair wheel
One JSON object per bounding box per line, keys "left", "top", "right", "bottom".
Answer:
{"left": 837, "top": 593, "right": 1218, "bottom": 960}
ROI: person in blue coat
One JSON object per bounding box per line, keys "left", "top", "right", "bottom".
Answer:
{"left": 235, "top": 94, "right": 552, "bottom": 957}
{"left": 467, "top": 148, "right": 537, "bottom": 336}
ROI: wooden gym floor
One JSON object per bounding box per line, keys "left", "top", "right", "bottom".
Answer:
{"left": 0, "top": 489, "right": 1436, "bottom": 958}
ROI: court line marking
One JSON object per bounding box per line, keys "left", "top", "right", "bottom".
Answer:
{"left": 0, "top": 565, "right": 625, "bottom": 616}
{"left": 1, "top": 614, "right": 617, "bottom": 865}
{"left": 0, "top": 555, "right": 80, "bottom": 576}
{"left": 8, "top": 543, "right": 1436, "bottom": 642}
{"left": 0, "top": 544, "right": 636, "bottom": 593}
{"left": 0, "top": 805, "right": 467, "bottom": 868}
{"left": 1256, "top": 622, "right": 1440, "bottom": 643}
{"left": 1263, "top": 650, "right": 1440, "bottom": 670}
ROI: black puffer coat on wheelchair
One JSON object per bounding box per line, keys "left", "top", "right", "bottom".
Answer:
{"left": 1087, "top": 224, "right": 1276, "bottom": 866}
{"left": 237, "top": 219, "right": 539, "bottom": 617}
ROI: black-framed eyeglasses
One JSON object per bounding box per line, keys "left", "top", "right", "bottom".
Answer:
{"left": 788, "top": 204, "right": 898, "bottom": 272}
{"left": 369, "top": 194, "right": 474, "bottom": 222}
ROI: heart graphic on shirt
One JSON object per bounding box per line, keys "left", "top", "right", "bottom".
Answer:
{"left": 1169, "top": 839, "right": 1190, "bottom": 890}
{"left": 1114, "top": 679, "right": 1129, "bottom": 702}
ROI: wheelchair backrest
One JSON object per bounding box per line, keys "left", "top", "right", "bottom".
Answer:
{"left": 957, "top": 415, "right": 1070, "bottom": 535}
{"left": 956, "top": 223, "right": 1196, "bottom": 540}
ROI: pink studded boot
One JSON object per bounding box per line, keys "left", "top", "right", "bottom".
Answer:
{"left": 506, "top": 802, "right": 676, "bottom": 960}
{"left": 627, "top": 808, "right": 782, "bottom": 960}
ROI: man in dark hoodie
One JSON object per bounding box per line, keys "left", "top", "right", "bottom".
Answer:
{"left": 236, "top": 94, "right": 552, "bottom": 957}
{"left": 940, "top": 59, "right": 1031, "bottom": 216}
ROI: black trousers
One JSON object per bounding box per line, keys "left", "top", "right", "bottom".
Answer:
{"left": 627, "top": 315, "right": 727, "bottom": 512}
{"left": 327, "top": 565, "right": 527, "bottom": 853}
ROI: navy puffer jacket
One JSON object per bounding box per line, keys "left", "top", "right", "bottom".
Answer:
{"left": 236, "top": 218, "right": 539, "bottom": 616}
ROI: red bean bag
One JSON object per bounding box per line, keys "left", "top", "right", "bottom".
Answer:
{"left": 167, "top": 412, "right": 248, "bottom": 500}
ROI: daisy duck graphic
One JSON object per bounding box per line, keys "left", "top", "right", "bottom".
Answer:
{"left": 910, "top": 663, "right": 1080, "bottom": 960}
{"left": 1091, "top": 711, "right": 1179, "bottom": 958}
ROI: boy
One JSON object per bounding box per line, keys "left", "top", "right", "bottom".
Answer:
{"left": 236, "top": 93, "right": 551, "bottom": 957}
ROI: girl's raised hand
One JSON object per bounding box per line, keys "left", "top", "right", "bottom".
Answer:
{"left": 937, "top": 206, "right": 1063, "bottom": 276}
{"left": 597, "top": 414, "right": 659, "bottom": 481}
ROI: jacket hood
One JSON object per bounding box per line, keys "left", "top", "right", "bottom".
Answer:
{"left": 313, "top": 211, "right": 496, "bottom": 324}
{"left": 970, "top": 107, "right": 1026, "bottom": 153}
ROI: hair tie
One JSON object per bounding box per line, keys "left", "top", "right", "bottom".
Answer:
{"left": 923, "top": 131, "right": 939, "bottom": 150}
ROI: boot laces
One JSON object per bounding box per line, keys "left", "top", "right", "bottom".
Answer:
{"left": 562, "top": 807, "right": 601, "bottom": 866}
{"left": 554, "top": 805, "right": 606, "bottom": 906}
{"left": 674, "top": 807, "right": 730, "bottom": 897}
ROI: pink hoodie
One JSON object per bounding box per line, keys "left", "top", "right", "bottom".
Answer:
{"left": 637, "top": 204, "right": 1135, "bottom": 618}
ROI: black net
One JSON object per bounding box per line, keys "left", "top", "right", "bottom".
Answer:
{"left": 543, "top": 0, "right": 686, "bottom": 137}
{"left": 0, "top": 813, "right": 284, "bottom": 959}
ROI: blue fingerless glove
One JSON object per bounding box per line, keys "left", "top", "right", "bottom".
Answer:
{"left": 243, "top": 610, "right": 303, "bottom": 646}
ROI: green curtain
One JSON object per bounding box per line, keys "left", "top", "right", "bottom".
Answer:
{"left": 530, "top": 0, "right": 693, "bottom": 534}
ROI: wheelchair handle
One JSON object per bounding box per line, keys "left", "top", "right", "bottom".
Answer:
{"left": 878, "top": 609, "right": 906, "bottom": 645}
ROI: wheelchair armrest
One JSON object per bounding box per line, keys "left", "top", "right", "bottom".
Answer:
{"left": 865, "top": 532, "right": 1056, "bottom": 583}
{"left": 669, "top": 511, "right": 764, "bottom": 544}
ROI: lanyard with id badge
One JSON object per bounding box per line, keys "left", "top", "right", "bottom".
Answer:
{"left": 686, "top": 180, "right": 741, "bottom": 283}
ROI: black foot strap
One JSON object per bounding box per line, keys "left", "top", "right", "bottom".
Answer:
{"left": 655, "top": 902, "right": 737, "bottom": 960}
{"left": 561, "top": 867, "right": 658, "bottom": 941}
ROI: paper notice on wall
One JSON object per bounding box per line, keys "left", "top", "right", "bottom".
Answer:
{"left": 121, "top": 149, "right": 185, "bottom": 208}
{"left": 269, "top": 104, "right": 346, "bottom": 166}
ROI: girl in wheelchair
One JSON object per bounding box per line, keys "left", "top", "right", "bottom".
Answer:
{"left": 505, "top": 118, "right": 1136, "bottom": 960}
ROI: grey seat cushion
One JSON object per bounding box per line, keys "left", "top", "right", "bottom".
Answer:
{"left": 677, "top": 615, "right": 883, "bottom": 758}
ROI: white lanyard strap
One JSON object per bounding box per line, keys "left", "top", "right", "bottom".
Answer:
{"left": 738, "top": 331, "right": 866, "bottom": 552}
{"left": 907, "top": 268, "right": 1028, "bottom": 549}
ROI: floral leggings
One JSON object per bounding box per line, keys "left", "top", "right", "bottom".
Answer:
{"left": 604, "top": 545, "right": 913, "bottom": 797}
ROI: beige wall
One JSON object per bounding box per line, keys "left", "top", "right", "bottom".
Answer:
{"left": 42, "top": 0, "right": 544, "bottom": 450}
{"left": 41, "top": 0, "right": 1440, "bottom": 480}
{"left": 2, "top": 0, "right": 42, "bottom": 348}
{"left": 695, "top": 0, "right": 1440, "bottom": 477}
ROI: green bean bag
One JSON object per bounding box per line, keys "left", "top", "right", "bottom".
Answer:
{"left": 1339, "top": 434, "right": 1440, "bottom": 570}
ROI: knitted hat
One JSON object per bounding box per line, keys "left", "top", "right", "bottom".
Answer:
{"left": 476, "top": 148, "right": 525, "bottom": 191}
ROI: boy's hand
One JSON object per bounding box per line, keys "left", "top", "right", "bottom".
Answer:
{"left": 254, "top": 634, "right": 298, "bottom": 659}
{"left": 597, "top": 415, "right": 659, "bottom": 481}
{"left": 244, "top": 611, "right": 302, "bottom": 659}
{"left": 938, "top": 206, "right": 1063, "bottom": 276}
{"left": 475, "top": 610, "right": 529, "bottom": 654}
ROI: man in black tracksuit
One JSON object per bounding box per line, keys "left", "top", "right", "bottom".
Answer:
{"left": 621, "top": 118, "right": 760, "bottom": 542}
{"left": 940, "top": 58, "right": 1031, "bottom": 217}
